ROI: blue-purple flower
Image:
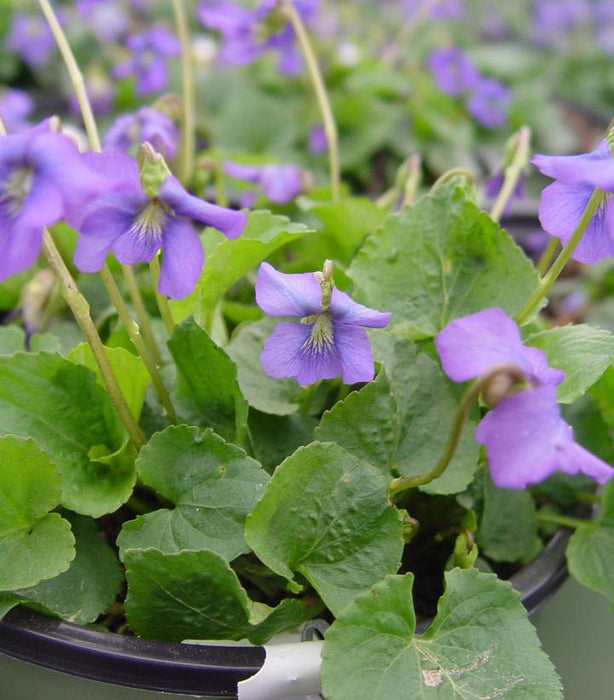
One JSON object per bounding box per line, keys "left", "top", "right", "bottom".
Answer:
{"left": 436, "top": 308, "right": 613, "bottom": 488}
{"left": 73, "top": 151, "right": 247, "bottom": 299}
{"left": 0, "top": 89, "right": 34, "bottom": 134}
{"left": 466, "top": 77, "right": 510, "bottom": 129}
{"left": 308, "top": 124, "right": 328, "bottom": 154}
{"left": 0, "top": 123, "right": 104, "bottom": 281}
{"left": 113, "top": 27, "right": 180, "bottom": 96}
{"left": 224, "top": 162, "right": 307, "bottom": 204}
{"left": 104, "top": 108, "right": 179, "bottom": 159}
{"left": 6, "top": 12, "right": 55, "bottom": 68}
{"left": 256, "top": 261, "right": 391, "bottom": 385}
{"left": 427, "top": 48, "right": 478, "bottom": 97}
{"left": 533, "top": 140, "right": 614, "bottom": 263}
{"left": 76, "top": 0, "right": 129, "bottom": 42}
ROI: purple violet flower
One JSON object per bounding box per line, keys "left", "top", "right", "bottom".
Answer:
{"left": 113, "top": 27, "right": 180, "bottom": 97}
{"left": 532, "top": 140, "right": 614, "bottom": 263}
{"left": 436, "top": 308, "right": 613, "bottom": 488}
{"left": 0, "top": 89, "right": 34, "bottom": 134}
{"left": 73, "top": 152, "right": 247, "bottom": 299}
{"left": 104, "top": 108, "right": 179, "bottom": 159}
{"left": 256, "top": 262, "right": 391, "bottom": 385}
{"left": 427, "top": 47, "right": 479, "bottom": 97}
{"left": 224, "top": 162, "right": 306, "bottom": 204}
{"left": 0, "top": 124, "right": 104, "bottom": 281}
{"left": 466, "top": 77, "right": 510, "bottom": 129}
{"left": 76, "top": 0, "right": 129, "bottom": 42}
{"left": 308, "top": 124, "right": 328, "bottom": 154}
{"left": 7, "top": 12, "right": 55, "bottom": 68}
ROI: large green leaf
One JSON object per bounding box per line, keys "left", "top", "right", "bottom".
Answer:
{"left": 526, "top": 325, "right": 614, "bottom": 404}
{"left": 316, "top": 334, "right": 480, "bottom": 494}
{"left": 0, "top": 326, "right": 25, "bottom": 355}
{"left": 67, "top": 343, "right": 150, "bottom": 419}
{"left": 244, "top": 442, "right": 404, "bottom": 614}
{"left": 321, "top": 569, "right": 562, "bottom": 699}
{"left": 168, "top": 319, "right": 249, "bottom": 443}
{"left": 0, "top": 437, "right": 75, "bottom": 590}
{"left": 124, "top": 548, "right": 311, "bottom": 644}
{"left": 117, "top": 426, "right": 269, "bottom": 561}
{"left": 348, "top": 184, "right": 539, "bottom": 339}
{"left": 0, "top": 352, "right": 135, "bottom": 516}
{"left": 11, "top": 513, "right": 122, "bottom": 624}
{"left": 567, "top": 478, "right": 614, "bottom": 607}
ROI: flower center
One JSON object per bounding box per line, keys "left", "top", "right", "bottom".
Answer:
{"left": 301, "top": 313, "right": 334, "bottom": 355}
{"left": 129, "top": 198, "right": 168, "bottom": 243}
{"left": 0, "top": 166, "right": 34, "bottom": 216}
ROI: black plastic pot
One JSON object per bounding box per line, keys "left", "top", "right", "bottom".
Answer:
{"left": 0, "top": 524, "right": 572, "bottom": 699}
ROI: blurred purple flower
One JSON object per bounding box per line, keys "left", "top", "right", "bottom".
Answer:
{"left": 113, "top": 27, "right": 180, "bottom": 96}
{"left": 427, "top": 47, "right": 478, "bottom": 97}
{"left": 466, "top": 77, "right": 510, "bottom": 128}
{"left": 0, "top": 89, "right": 34, "bottom": 133}
{"left": 532, "top": 140, "right": 614, "bottom": 263}
{"left": 7, "top": 12, "right": 55, "bottom": 68}
{"left": 436, "top": 307, "right": 613, "bottom": 488}
{"left": 402, "top": 0, "right": 463, "bottom": 20}
{"left": 0, "top": 124, "right": 104, "bottom": 281}
{"left": 256, "top": 262, "right": 391, "bottom": 385}
{"left": 308, "top": 124, "right": 328, "bottom": 154}
{"left": 484, "top": 171, "right": 526, "bottom": 216}
{"left": 104, "top": 108, "right": 179, "bottom": 159}
{"left": 76, "top": 0, "right": 129, "bottom": 42}
{"left": 73, "top": 152, "right": 246, "bottom": 298}
{"left": 224, "top": 162, "right": 306, "bottom": 204}
{"left": 531, "top": 0, "right": 590, "bottom": 49}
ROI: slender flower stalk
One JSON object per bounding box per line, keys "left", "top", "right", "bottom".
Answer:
{"left": 150, "top": 254, "right": 176, "bottom": 336}
{"left": 122, "top": 265, "right": 164, "bottom": 367}
{"left": 489, "top": 125, "right": 531, "bottom": 222}
{"left": 515, "top": 188, "right": 603, "bottom": 325}
{"left": 281, "top": 0, "right": 340, "bottom": 201}
{"left": 171, "top": 0, "right": 195, "bottom": 183}
{"left": 42, "top": 230, "right": 146, "bottom": 449}
{"left": 535, "top": 511, "right": 588, "bottom": 529}
{"left": 401, "top": 154, "right": 422, "bottom": 207}
{"left": 536, "top": 237, "right": 559, "bottom": 276}
{"left": 388, "top": 364, "right": 525, "bottom": 498}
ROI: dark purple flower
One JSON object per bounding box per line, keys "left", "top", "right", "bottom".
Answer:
{"left": 532, "top": 140, "right": 614, "bottom": 264}
{"left": 113, "top": 27, "right": 180, "bottom": 97}
{"left": 308, "top": 124, "right": 328, "bottom": 154}
{"left": 255, "top": 262, "right": 391, "bottom": 385}
{"left": 427, "top": 47, "right": 479, "bottom": 97}
{"left": 466, "top": 77, "right": 510, "bottom": 128}
{"left": 73, "top": 152, "right": 247, "bottom": 299}
{"left": 0, "top": 89, "right": 34, "bottom": 133}
{"left": 76, "top": 0, "right": 129, "bottom": 42}
{"left": 484, "top": 171, "right": 526, "bottom": 216}
{"left": 0, "top": 124, "right": 104, "bottom": 281}
{"left": 103, "top": 108, "right": 179, "bottom": 159}
{"left": 224, "top": 162, "right": 306, "bottom": 204}
{"left": 6, "top": 12, "right": 55, "bottom": 68}
{"left": 436, "top": 308, "right": 613, "bottom": 488}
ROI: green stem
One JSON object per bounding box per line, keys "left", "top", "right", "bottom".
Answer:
{"left": 431, "top": 167, "right": 474, "bottom": 192}
{"left": 42, "top": 231, "right": 145, "bottom": 449}
{"left": 401, "top": 155, "right": 422, "bottom": 207}
{"left": 38, "top": 0, "right": 102, "bottom": 151}
{"left": 121, "top": 265, "right": 164, "bottom": 367}
{"left": 149, "top": 255, "right": 176, "bottom": 336}
{"left": 536, "top": 237, "right": 560, "bottom": 277}
{"left": 489, "top": 126, "right": 531, "bottom": 223}
{"left": 282, "top": 0, "right": 340, "bottom": 201}
{"left": 535, "top": 511, "right": 588, "bottom": 530}
{"left": 515, "top": 189, "right": 603, "bottom": 326}
{"left": 99, "top": 265, "right": 178, "bottom": 424}
{"left": 388, "top": 364, "right": 526, "bottom": 498}
{"left": 171, "top": 0, "right": 195, "bottom": 184}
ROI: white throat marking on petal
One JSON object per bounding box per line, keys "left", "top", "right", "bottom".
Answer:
{"left": 301, "top": 313, "right": 334, "bottom": 355}
{"left": 129, "top": 198, "right": 168, "bottom": 243}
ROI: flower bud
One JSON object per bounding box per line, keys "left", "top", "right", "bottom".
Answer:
{"left": 137, "top": 141, "right": 172, "bottom": 197}
{"left": 481, "top": 366, "right": 527, "bottom": 408}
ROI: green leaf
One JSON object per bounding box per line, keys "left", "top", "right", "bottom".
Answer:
{"left": 321, "top": 569, "right": 562, "bottom": 700}
{"left": 226, "top": 318, "right": 303, "bottom": 415}
{"left": 67, "top": 343, "right": 150, "bottom": 419}
{"left": 316, "top": 334, "right": 480, "bottom": 494}
{"left": 0, "top": 352, "right": 135, "bottom": 516}
{"left": 168, "top": 319, "right": 249, "bottom": 443}
{"left": 591, "top": 365, "right": 614, "bottom": 428}
{"left": 118, "top": 426, "right": 269, "bottom": 561}
{"left": 0, "top": 326, "right": 25, "bottom": 354}
{"left": 244, "top": 442, "right": 404, "bottom": 614}
{"left": 170, "top": 211, "right": 311, "bottom": 325}
{"left": 526, "top": 325, "right": 614, "bottom": 403}
{"left": 124, "top": 548, "right": 311, "bottom": 643}
{"left": 567, "top": 478, "right": 614, "bottom": 607}
{"left": 349, "top": 184, "right": 539, "bottom": 339}
{"left": 12, "top": 513, "right": 122, "bottom": 624}
{"left": 477, "top": 473, "right": 541, "bottom": 563}
{"left": 0, "top": 437, "right": 75, "bottom": 590}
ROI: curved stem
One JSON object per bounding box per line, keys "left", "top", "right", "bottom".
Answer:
{"left": 489, "top": 126, "right": 531, "bottom": 223}
{"left": 171, "top": 0, "right": 195, "bottom": 184}
{"left": 149, "top": 255, "right": 176, "bottom": 336}
{"left": 401, "top": 155, "right": 422, "bottom": 207}
{"left": 122, "top": 265, "right": 164, "bottom": 367}
{"left": 536, "top": 237, "right": 559, "bottom": 277}
{"left": 535, "top": 511, "right": 588, "bottom": 529}
{"left": 388, "top": 364, "right": 525, "bottom": 498}
{"left": 282, "top": 0, "right": 340, "bottom": 201}
{"left": 515, "top": 188, "right": 603, "bottom": 326}
{"left": 42, "top": 231, "right": 145, "bottom": 449}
